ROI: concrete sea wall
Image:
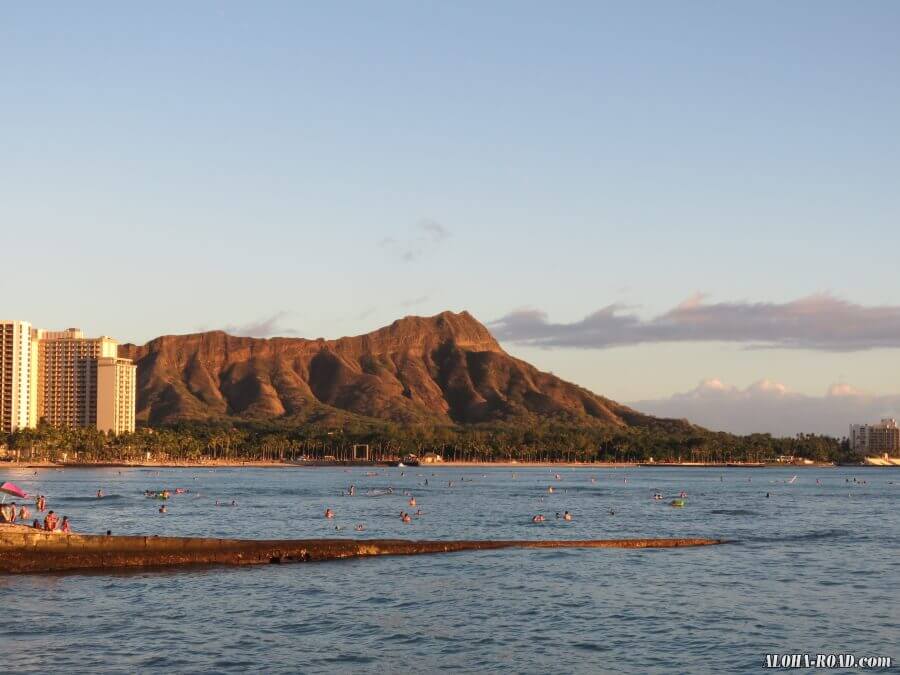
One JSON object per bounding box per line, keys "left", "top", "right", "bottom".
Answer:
{"left": 0, "top": 528, "right": 725, "bottom": 574}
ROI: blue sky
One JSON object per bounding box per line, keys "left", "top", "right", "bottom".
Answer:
{"left": 2, "top": 2, "right": 899, "bottom": 430}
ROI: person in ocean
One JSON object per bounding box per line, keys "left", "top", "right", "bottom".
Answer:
{"left": 408, "top": 497, "right": 416, "bottom": 507}
{"left": 401, "top": 513, "right": 411, "bottom": 523}
{"left": 159, "top": 505, "right": 167, "bottom": 514}
{"left": 324, "top": 508, "right": 335, "bottom": 519}
{"left": 60, "top": 516, "right": 71, "bottom": 533}
{"left": 355, "top": 523, "right": 365, "bottom": 532}
{"left": 97, "top": 489, "right": 103, "bottom": 498}
{"left": 532, "top": 514, "right": 545, "bottom": 523}
{"left": 18, "top": 504, "right": 30, "bottom": 520}
{"left": 563, "top": 511, "right": 573, "bottom": 521}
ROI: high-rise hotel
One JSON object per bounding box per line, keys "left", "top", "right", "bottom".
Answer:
{"left": 0, "top": 321, "right": 136, "bottom": 434}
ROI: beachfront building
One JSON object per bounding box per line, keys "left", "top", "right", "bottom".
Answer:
{"left": 0, "top": 320, "right": 38, "bottom": 432}
{"left": 849, "top": 418, "right": 900, "bottom": 454}
{"left": 36, "top": 328, "right": 119, "bottom": 428}
{"left": 0, "top": 321, "right": 137, "bottom": 435}
{"left": 97, "top": 357, "right": 137, "bottom": 434}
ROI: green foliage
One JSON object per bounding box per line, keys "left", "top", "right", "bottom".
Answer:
{"left": 0, "top": 418, "right": 855, "bottom": 464}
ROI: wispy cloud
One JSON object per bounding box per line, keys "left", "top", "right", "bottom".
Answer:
{"left": 224, "top": 311, "right": 300, "bottom": 338}
{"left": 491, "top": 293, "right": 900, "bottom": 351}
{"left": 379, "top": 219, "right": 451, "bottom": 263}
{"left": 631, "top": 379, "right": 900, "bottom": 437}
{"left": 400, "top": 294, "right": 430, "bottom": 308}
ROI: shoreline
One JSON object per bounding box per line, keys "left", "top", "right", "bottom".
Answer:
{"left": 6, "top": 459, "right": 850, "bottom": 469}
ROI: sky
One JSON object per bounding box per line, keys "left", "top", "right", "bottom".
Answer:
{"left": 2, "top": 2, "right": 899, "bottom": 435}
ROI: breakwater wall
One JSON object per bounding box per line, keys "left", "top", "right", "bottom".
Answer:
{"left": 0, "top": 529, "right": 725, "bottom": 574}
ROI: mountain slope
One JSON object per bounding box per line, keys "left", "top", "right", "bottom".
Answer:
{"left": 119, "top": 311, "right": 692, "bottom": 431}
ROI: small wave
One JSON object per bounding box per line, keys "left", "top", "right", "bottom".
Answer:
{"left": 753, "top": 528, "right": 853, "bottom": 544}
{"left": 58, "top": 495, "right": 127, "bottom": 503}
{"left": 709, "top": 509, "right": 759, "bottom": 516}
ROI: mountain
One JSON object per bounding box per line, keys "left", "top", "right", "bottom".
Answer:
{"left": 119, "top": 311, "right": 692, "bottom": 431}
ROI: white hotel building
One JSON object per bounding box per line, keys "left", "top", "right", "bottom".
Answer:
{"left": 0, "top": 320, "right": 37, "bottom": 432}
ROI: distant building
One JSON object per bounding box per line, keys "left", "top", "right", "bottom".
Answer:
{"left": 0, "top": 321, "right": 137, "bottom": 435}
{"left": 36, "top": 328, "right": 119, "bottom": 428}
{"left": 850, "top": 418, "right": 899, "bottom": 455}
{"left": 97, "top": 357, "right": 137, "bottom": 434}
{"left": 0, "top": 320, "right": 38, "bottom": 432}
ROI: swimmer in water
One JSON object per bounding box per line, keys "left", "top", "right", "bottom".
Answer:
{"left": 159, "top": 505, "right": 167, "bottom": 514}
{"left": 532, "top": 514, "right": 545, "bottom": 523}
{"left": 563, "top": 511, "right": 572, "bottom": 521}
{"left": 97, "top": 489, "right": 103, "bottom": 498}
{"left": 401, "top": 513, "right": 412, "bottom": 523}
{"left": 548, "top": 486, "right": 554, "bottom": 494}
{"left": 355, "top": 523, "right": 365, "bottom": 532}
{"left": 324, "top": 508, "right": 335, "bottom": 519}
{"left": 408, "top": 497, "right": 416, "bottom": 507}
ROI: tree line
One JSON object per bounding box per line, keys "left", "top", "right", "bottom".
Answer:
{"left": 0, "top": 418, "right": 856, "bottom": 464}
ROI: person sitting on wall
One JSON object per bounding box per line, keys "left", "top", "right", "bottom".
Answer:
{"left": 43, "top": 510, "right": 59, "bottom": 531}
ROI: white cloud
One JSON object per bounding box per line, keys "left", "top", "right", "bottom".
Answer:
{"left": 224, "top": 311, "right": 299, "bottom": 338}
{"left": 630, "top": 379, "right": 900, "bottom": 437}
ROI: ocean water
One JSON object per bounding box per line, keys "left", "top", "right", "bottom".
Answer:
{"left": 1, "top": 465, "right": 897, "bottom": 674}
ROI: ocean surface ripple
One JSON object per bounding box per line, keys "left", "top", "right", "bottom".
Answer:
{"left": 1, "top": 465, "right": 897, "bottom": 673}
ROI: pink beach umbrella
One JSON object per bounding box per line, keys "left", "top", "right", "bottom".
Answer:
{"left": 0, "top": 481, "right": 28, "bottom": 500}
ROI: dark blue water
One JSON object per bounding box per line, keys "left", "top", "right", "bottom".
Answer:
{"left": 1, "top": 466, "right": 897, "bottom": 673}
